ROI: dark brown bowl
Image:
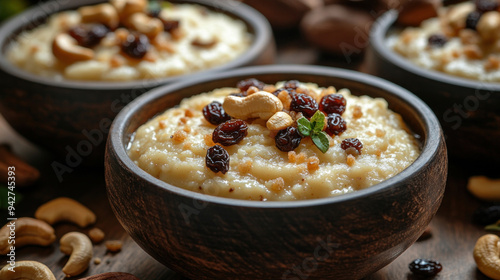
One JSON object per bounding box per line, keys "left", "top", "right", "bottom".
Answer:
{"left": 0, "top": 0, "right": 274, "bottom": 164}
{"left": 105, "top": 65, "right": 447, "bottom": 280}
{"left": 365, "top": 11, "right": 500, "bottom": 163}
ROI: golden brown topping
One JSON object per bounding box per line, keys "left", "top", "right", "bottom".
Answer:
{"left": 88, "top": 228, "right": 105, "bottom": 243}
{"left": 277, "top": 90, "right": 292, "bottom": 110}
{"left": 269, "top": 177, "right": 285, "bottom": 192}
{"left": 307, "top": 156, "right": 320, "bottom": 172}
{"left": 204, "top": 133, "right": 215, "bottom": 146}
{"left": 105, "top": 240, "right": 123, "bottom": 252}
{"left": 346, "top": 154, "right": 356, "bottom": 166}
{"left": 172, "top": 130, "right": 188, "bottom": 143}
{"left": 288, "top": 151, "right": 297, "bottom": 163}
{"left": 375, "top": 128, "right": 386, "bottom": 138}
{"left": 463, "top": 45, "right": 484, "bottom": 59}
{"left": 352, "top": 105, "right": 363, "bottom": 119}
{"left": 485, "top": 55, "right": 500, "bottom": 71}
{"left": 238, "top": 159, "right": 253, "bottom": 173}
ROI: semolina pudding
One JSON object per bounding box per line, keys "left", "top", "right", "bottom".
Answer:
{"left": 128, "top": 79, "right": 420, "bottom": 201}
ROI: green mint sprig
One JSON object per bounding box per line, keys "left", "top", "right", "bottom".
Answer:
{"left": 297, "top": 111, "right": 330, "bottom": 153}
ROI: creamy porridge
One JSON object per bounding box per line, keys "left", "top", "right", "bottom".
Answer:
{"left": 128, "top": 79, "right": 420, "bottom": 201}
{"left": 6, "top": 0, "right": 251, "bottom": 81}
{"left": 389, "top": 1, "right": 500, "bottom": 82}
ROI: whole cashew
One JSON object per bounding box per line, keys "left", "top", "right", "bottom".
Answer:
{"left": 111, "top": 0, "right": 147, "bottom": 21}
{"left": 266, "top": 111, "right": 294, "bottom": 131}
{"left": 474, "top": 234, "right": 500, "bottom": 279}
{"left": 60, "top": 232, "right": 93, "bottom": 277}
{"left": 0, "top": 260, "right": 56, "bottom": 280}
{"left": 79, "top": 3, "right": 119, "bottom": 29}
{"left": 223, "top": 91, "right": 283, "bottom": 120}
{"left": 477, "top": 11, "right": 500, "bottom": 42}
{"left": 52, "top": 33, "right": 94, "bottom": 63}
{"left": 35, "top": 197, "right": 96, "bottom": 227}
{"left": 78, "top": 272, "right": 141, "bottom": 280}
{"left": 0, "top": 217, "right": 56, "bottom": 254}
{"left": 467, "top": 176, "right": 500, "bottom": 201}
{"left": 125, "top": 13, "right": 163, "bottom": 38}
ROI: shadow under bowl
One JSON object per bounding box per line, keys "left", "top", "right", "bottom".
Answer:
{"left": 366, "top": 10, "right": 500, "bottom": 164}
{"left": 105, "top": 65, "right": 447, "bottom": 280}
{"left": 0, "top": 0, "right": 274, "bottom": 164}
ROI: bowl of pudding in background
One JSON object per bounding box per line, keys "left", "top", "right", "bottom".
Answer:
{"left": 105, "top": 65, "right": 447, "bottom": 280}
{"left": 365, "top": 3, "right": 500, "bottom": 163}
{"left": 0, "top": 0, "right": 274, "bottom": 164}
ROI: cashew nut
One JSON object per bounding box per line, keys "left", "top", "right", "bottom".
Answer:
{"left": 60, "top": 232, "right": 93, "bottom": 277}
{"left": 474, "top": 234, "right": 500, "bottom": 279}
{"left": 0, "top": 217, "right": 56, "bottom": 254}
{"left": 111, "top": 0, "right": 147, "bottom": 21}
{"left": 125, "top": 13, "right": 163, "bottom": 38}
{"left": 35, "top": 197, "right": 96, "bottom": 227}
{"left": 477, "top": 11, "right": 500, "bottom": 42}
{"left": 266, "top": 112, "right": 294, "bottom": 131}
{"left": 0, "top": 260, "right": 56, "bottom": 280}
{"left": 223, "top": 91, "right": 283, "bottom": 120}
{"left": 444, "top": 2, "right": 475, "bottom": 34}
{"left": 467, "top": 176, "right": 500, "bottom": 201}
{"left": 79, "top": 3, "right": 119, "bottom": 29}
{"left": 52, "top": 33, "right": 94, "bottom": 63}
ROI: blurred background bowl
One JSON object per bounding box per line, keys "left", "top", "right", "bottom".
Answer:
{"left": 365, "top": 10, "right": 500, "bottom": 163}
{"left": 0, "top": 0, "right": 274, "bottom": 164}
{"left": 105, "top": 65, "right": 447, "bottom": 280}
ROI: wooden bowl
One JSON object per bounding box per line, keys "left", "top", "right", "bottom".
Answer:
{"left": 105, "top": 65, "right": 447, "bottom": 280}
{"left": 0, "top": 0, "right": 274, "bottom": 164}
{"left": 365, "top": 11, "right": 500, "bottom": 163}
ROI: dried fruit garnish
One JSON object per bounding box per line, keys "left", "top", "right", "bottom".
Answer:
{"left": 325, "top": 113, "right": 347, "bottom": 136}
{"left": 475, "top": 0, "right": 499, "bottom": 13}
{"left": 202, "top": 101, "right": 231, "bottom": 125}
{"left": 206, "top": 145, "right": 229, "bottom": 174}
{"left": 473, "top": 205, "right": 500, "bottom": 225}
{"left": 465, "top": 11, "right": 482, "bottom": 30}
{"left": 291, "top": 93, "right": 318, "bottom": 118}
{"left": 237, "top": 78, "right": 265, "bottom": 92}
{"left": 161, "top": 19, "right": 180, "bottom": 33}
{"left": 275, "top": 126, "right": 302, "bottom": 152}
{"left": 121, "top": 33, "right": 150, "bottom": 59}
{"left": 212, "top": 119, "right": 248, "bottom": 146}
{"left": 283, "top": 80, "right": 300, "bottom": 89}
{"left": 409, "top": 259, "right": 443, "bottom": 277}
{"left": 319, "top": 94, "right": 346, "bottom": 115}
{"left": 427, "top": 34, "right": 448, "bottom": 48}
{"left": 68, "top": 24, "right": 109, "bottom": 48}
{"left": 297, "top": 111, "right": 330, "bottom": 153}
{"left": 341, "top": 138, "right": 363, "bottom": 154}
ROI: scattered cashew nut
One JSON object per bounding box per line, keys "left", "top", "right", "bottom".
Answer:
{"left": 78, "top": 272, "right": 141, "bottom": 280}
{"left": 0, "top": 260, "right": 56, "bottom": 280}
{"left": 223, "top": 91, "right": 283, "bottom": 120}
{"left": 35, "top": 197, "right": 96, "bottom": 227}
{"left": 474, "top": 234, "right": 500, "bottom": 279}
{"left": 60, "top": 232, "right": 93, "bottom": 277}
{"left": 79, "top": 3, "right": 119, "bottom": 29}
{"left": 477, "top": 11, "right": 500, "bottom": 42}
{"left": 266, "top": 112, "right": 294, "bottom": 131}
{"left": 0, "top": 217, "right": 56, "bottom": 254}
{"left": 52, "top": 33, "right": 94, "bottom": 63}
{"left": 467, "top": 176, "right": 500, "bottom": 201}
{"left": 125, "top": 13, "right": 163, "bottom": 38}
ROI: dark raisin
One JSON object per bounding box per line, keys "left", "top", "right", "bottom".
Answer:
{"left": 236, "top": 78, "right": 265, "bottom": 92}
{"left": 325, "top": 114, "right": 347, "bottom": 136}
{"left": 121, "top": 33, "right": 150, "bottom": 59}
{"left": 229, "top": 92, "right": 246, "bottom": 97}
{"left": 202, "top": 101, "right": 231, "bottom": 125}
{"left": 205, "top": 145, "right": 229, "bottom": 174}
{"left": 148, "top": 8, "right": 161, "bottom": 18}
{"left": 409, "top": 259, "right": 443, "bottom": 277}
{"left": 275, "top": 126, "right": 302, "bottom": 152}
{"left": 427, "top": 34, "right": 448, "bottom": 48}
{"left": 319, "top": 94, "right": 346, "bottom": 115}
{"left": 272, "top": 87, "right": 296, "bottom": 97}
{"left": 472, "top": 205, "right": 500, "bottom": 225}
{"left": 465, "top": 11, "right": 482, "bottom": 30}
{"left": 161, "top": 19, "right": 180, "bottom": 33}
{"left": 290, "top": 93, "right": 318, "bottom": 118}
{"left": 212, "top": 119, "right": 248, "bottom": 146}
{"left": 476, "top": 0, "right": 499, "bottom": 13}
{"left": 341, "top": 138, "right": 363, "bottom": 154}
{"left": 283, "top": 80, "right": 300, "bottom": 89}
{"left": 68, "top": 24, "right": 109, "bottom": 48}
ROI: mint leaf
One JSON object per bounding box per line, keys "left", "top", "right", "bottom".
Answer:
{"left": 311, "top": 132, "right": 330, "bottom": 153}
{"left": 485, "top": 223, "right": 500, "bottom": 231}
{"left": 297, "top": 117, "right": 311, "bottom": 137}
{"left": 310, "top": 111, "right": 325, "bottom": 133}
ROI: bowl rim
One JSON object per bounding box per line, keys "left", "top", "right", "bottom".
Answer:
{"left": 0, "top": 0, "right": 271, "bottom": 91}
{"left": 371, "top": 10, "right": 500, "bottom": 90}
{"left": 108, "top": 64, "right": 443, "bottom": 208}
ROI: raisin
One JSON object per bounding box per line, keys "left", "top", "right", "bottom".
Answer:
{"left": 161, "top": 19, "right": 180, "bottom": 33}
{"left": 205, "top": 145, "right": 229, "bottom": 174}
{"left": 272, "top": 87, "right": 295, "bottom": 96}
{"left": 290, "top": 93, "right": 318, "bottom": 118}
{"left": 427, "top": 34, "right": 448, "bottom": 48}
{"left": 283, "top": 80, "right": 300, "bottom": 89}
{"left": 236, "top": 78, "right": 265, "bottom": 92}
{"left": 121, "top": 33, "right": 150, "bottom": 59}
{"left": 212, "top": 119, "right": 248, "bottom": 146}
{"left": 409, "top": 259, "right": 442, "bottom": 277}
{"left": 341, "top": 138, "right": 363, "bottom": 154}
{"left": 202, "top": 101, "right": 231, "bottom": 125}
{"left": 476, "top": 0, "right": 499, "bottom": 13}
{"left": 472, "top": 205, "right": 500, "bottom": 225}
{"left": 275, "top": 126, "right": 302, "bottom": 152}
{"left": 319, "top": 94, "right": 346, "bottom": 115}
{"left": 465, "top": 11, "right": 482, "bottom": 30}
{"left": 229, "top": 92, "right": 246, "bottom": 97}
{"left": 148, "top": 9, "right": 161, "bottom": 18}
{"left": 325, "top": 114, "right": 347, "bottom": 136}
{"left": 68, "top": 24, "right": 109, "bottom": 48}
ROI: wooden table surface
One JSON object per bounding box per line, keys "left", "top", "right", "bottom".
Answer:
{"left": 0, "top": 31, "right": 498, "bottom": 280}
